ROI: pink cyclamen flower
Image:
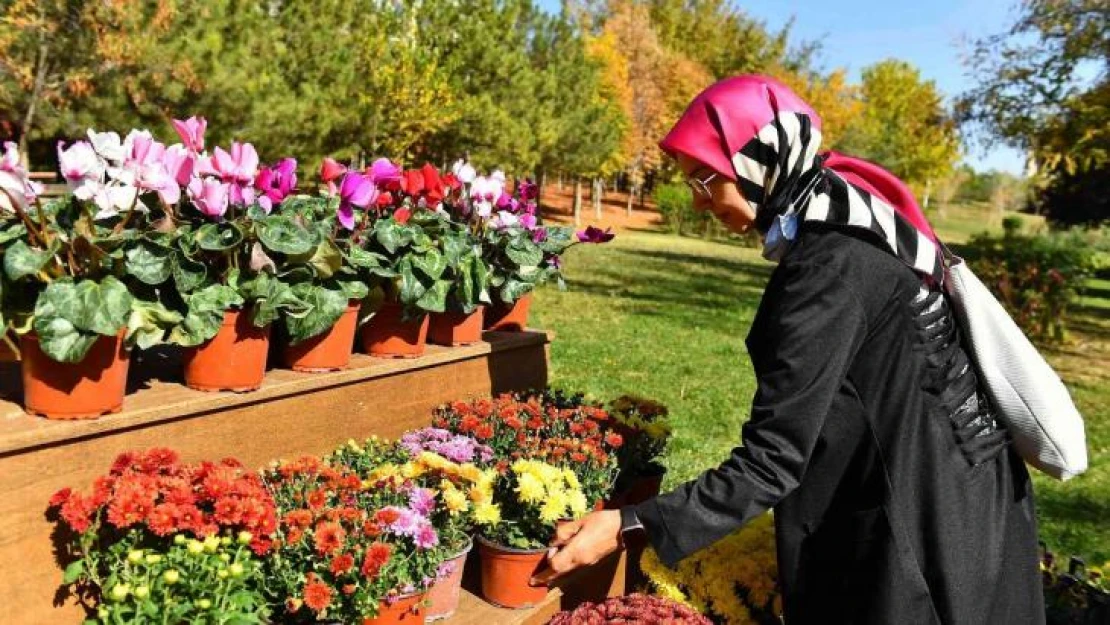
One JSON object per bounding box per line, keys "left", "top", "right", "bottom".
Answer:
{"left": 368, "top": 158, "right": 402, "bottom": 186}
{"left": 0, "top": 142, "right": 41, "bottom": 212}
{"left": 188, "top": 177, "right": 230, "bottom": 219}
{"left": 255, "top": 158, "right": 297, "bottom": 213}
{"left": 210, "top": 142, "right": 259, "bottom": 185}
{"left": 162, "top": 144, "right": 195, "bottom": 187}
{"left": 336, "top": 172, "right": 378, "bottom": 229}
{"left": 171, "top": 116, "right": 207, "bottom": 153}
{"left": 57, "top": 141, "right": 103, "bottom": 186}
{"left": 519, "top": 212, "right": 538, "bottom": 230}
{"left": 576, "top": 226, "right": 615, "bottom": 244}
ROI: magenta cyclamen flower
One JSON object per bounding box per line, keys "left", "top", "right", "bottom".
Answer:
{"left": 368, "top": 158, "right": 402, "bottom": 185}
{"left": 518, "top": 179, "right": 538, "bottom": 201}
{"left": 336, "top": 172, "right": 378, "bottom": 229}
{"left": 576, "top": 225, "right": 615, "bottom": 244}
{"left": 171, "top": 116, "right": 207, "bottom": 153}
{"left": 255, "top": 158, "right": 297, "bottom": 213}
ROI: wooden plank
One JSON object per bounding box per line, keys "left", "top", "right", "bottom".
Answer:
{"left": 0, "top": 330, "right": 549, "bottom": 454}
{"left": 0, "top": 332, "right": 550, "bottom": 624}
{"left": 448, "top": 588, "right": 562, "bottom": 625}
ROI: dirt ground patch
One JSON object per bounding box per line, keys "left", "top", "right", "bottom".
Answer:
{"left": 540, "top": 186, "right": 664, "bottom": 233}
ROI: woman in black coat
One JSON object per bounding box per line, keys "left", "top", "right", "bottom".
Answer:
{"left": 532, "top": 75, "right": 1045, "bottom": 624}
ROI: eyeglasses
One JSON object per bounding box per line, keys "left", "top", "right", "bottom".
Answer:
{"left": 684, "top": 169, "right": 718, "bottom": 199}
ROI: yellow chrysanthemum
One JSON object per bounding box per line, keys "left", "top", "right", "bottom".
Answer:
{"left": 472, "top": 502, "right": 501, "bottom": 526}
{"left": 442, "top": 487, "right": 469, "bottom": 514}
{"left": 457, "top": 463, "right": 482, "bottom": 483}
{"left": 539, "top": 490, "right": 569, "bottom": 523}
{"left": 567, "top": 490, "right": 588, "bottom": 517}
{"left": 369, "top": 463, "right": 402, "bottom": 481}
{"left": 515, "top": 472, "right": 546, "bottom": 504}
{"left": 561, "top": 469, "right": 580, "bottom": 490}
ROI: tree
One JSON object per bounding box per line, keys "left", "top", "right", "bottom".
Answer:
{"left": 778, "top": 68, "right": 862, "bottom": 150}
{"left": 839, "top": 59, "right": 961, "bottom": 193}
{"left": 960, "top": 0, "right": 1108, "bottom": 224}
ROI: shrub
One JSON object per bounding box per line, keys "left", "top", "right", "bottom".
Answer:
{"left": 962, "top": 229, "right": 1097, "bottom": 342}
{"left": 1041, "top": 542, "right": 1110, "bottom": 625}
{"left": 654, "top": 183, "right": 696, "bottom": 235}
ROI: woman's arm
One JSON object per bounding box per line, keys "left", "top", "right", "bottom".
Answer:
{"left": 535, "top": 260, "right": 870, "bottom": 580}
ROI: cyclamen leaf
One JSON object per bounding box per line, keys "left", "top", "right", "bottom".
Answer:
{"left": 412, "top": 248, "right": 447, "bottom": 280}
{"left": 31, "top": 314, "right": 97, "bottom": 363}
{"left": 0, "top": 223, "right": 27, "bottom": 246}
{"left": 168, "top": 284, "right": 243, "bottom": 347}
{"left": 72, "top": 277, "right": 133, "bottom": 336}
{"left": 283, "top": 284, "right": 349, "bottom": 344}
{"left": 127, "top": 299, "right": 183, "bottom": 350}
{"left": 249, "top": 242, "right": 277, "bottom": 274}
{"left": 240, "top": 273, "right": 307, "bottom": 327}
{"left": 416, "top": 280, "right": 450, "bottom": 313}
{"left": 256, "top": 216, "right": 318, "bottom": 256}
{"left": 301, "top": 239, "right": 343, "bottom": 280}
{"left": 4, "top": 240, "right": 53, "bottom": 281}
{"left": 124, "top": 240, "right": 173, "bottom": 285}
{"left": 172, "top": 253, "right": 208, "bottom": 293}
{"left": 398, "top": 262, "right": 427, "bottom": 306}
{"left": 195, "top": 223, "right": 245, "bottom": 252}
{"left": 335, "top": 279, "right": 369, "bottom": 302}
{"left": 505, "top": 241, "right": 543, "bottom": 268}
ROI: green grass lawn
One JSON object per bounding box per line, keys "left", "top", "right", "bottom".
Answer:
{"left": 534, "top": 227, "right": 1110, "bottom": 564}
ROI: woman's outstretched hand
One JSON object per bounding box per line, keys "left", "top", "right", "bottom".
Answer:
{"left": 530, "top": 509, "right": 623, "bottom": 586}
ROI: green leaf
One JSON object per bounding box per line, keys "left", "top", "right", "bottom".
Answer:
{"left": 300, "top": 239, "right": 343, "bottom": 280}
{"left": 256, "top": 216, "right": 318, "bottom": 256}
{"left": 31, "top": 312, "right": 97, "bottom": 363}
{"left": 4, "top": 240, "right": 53, "bottom": 281}
{"left": 375, "top": 222, "right": 404, "bottom": 255}
{"left": 195, "top": 223, "right": 245, "bottom": 252}
{"left": 397, "top": 261, "right": 427, "bottom": 306}
{"left": 500, "top": 279, "right": 533, "bottom": 304}
{"left": 127, "top": 299, "right": 183, "bottom": 350}
{"left": 335, "top": 279, "right": 369, "bottom": 301}
{"left": 412, "top": 248, "right": 447, "bottom": 280}
{"left": 172, "top": 253, "right": 208, "bottom": 293}
{"left": 416, "top": 280, "right": 450, "bottom": 313}
{"left": 62, "top": 560, "right": 85, "bottom": 585}
{"left": 505, "top": 240, "right": 543, "bottom": 268}
{"left": 72, "top": 277, "right": 133, "bottom": 336}
{"left": 284, "top": 284, "right": 349, "bottom": 343}
{"left": 168, "top": 284, "right": 243, "bottom": 347}
{"left": 240, "top": 272, "right": 307, "bottom": 327}
{"left": 0, "top": 223, "right": 27, "bottom": 246}
{"left": 124, "top": 240, "right": 173, "bottom": 285}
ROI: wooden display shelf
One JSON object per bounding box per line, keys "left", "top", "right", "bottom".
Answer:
{"left": 0, "top": 331, "right": 551, "bottom": 624}
{"left": 449, "top": 588, "right": 562, "bottom": 625}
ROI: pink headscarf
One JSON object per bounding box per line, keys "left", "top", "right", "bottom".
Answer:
{"left": 660, "top": 75, "right": 938, "bottom": 247}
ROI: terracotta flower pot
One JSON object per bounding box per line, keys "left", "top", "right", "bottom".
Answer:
{"left": 281, "top": 301, "right": 361, "bottom": 372}
{"left": 428, "top": 307, "right": 485, "bottom": 347}
{"left": 183, "top": 309, "right": 271, "bottom": 392}
{"left": 21, "top": 330, "right": 129, "bottom": 420}
{"left": 424, "top": 538, "right": 473, "bottom": 621}
{"left": 477, "top": 537, "right": 549, "bottom": 609}
{"left": 361, "top": 302, "right": 429, "bottom": 358}
{"left": 362, "top": 592, "right": 426, "bottom": 625}
{"left": 484, "top": 293, "right": 533, "bottom": 332}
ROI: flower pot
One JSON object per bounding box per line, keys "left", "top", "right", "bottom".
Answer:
{"left": 361, "top": 302, "right": 429, "bottom": 358}
{"left": 21, "top": 330, "right": 129, "bottom": 420}
{"left": 183, "top": 309, "right": 271, "bottom": 392}
{"left": 477, "top": 536, "right": 549, "bottom": 609}
{"left": 281, "top": 301, "right": 361, "bottom": 372}
{"left": 484, "top": 293, "right": 533, "bottom": 332}
{"left": 363, "top": 592, "right": 426, "bottom": 625}
{"left": 425, "top": 538, "right": 473, "bottom": 621}
{"left": 428, "top": 307, "right": 485, "bottom": 347}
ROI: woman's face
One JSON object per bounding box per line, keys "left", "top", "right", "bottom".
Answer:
{"left": 676, "top": 153, "right": 757, "bottom": 234}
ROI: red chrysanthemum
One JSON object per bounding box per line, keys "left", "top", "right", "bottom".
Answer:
{"left": 605, "top": 432, "right": 624, "bottom": 448}
{"left": 330, "top": 553, "right": 355, "bottom": 576}
{"left": 314, "top": 521, "right": 346, "bottom": 555}
{"left": 213, "top": 496, "right": 245, "bottom": 525}
{"left": 474, "top": 424, "right": 494, "bottom": 440}
{"left": 147, "top": 503, "right": 180, "bottom": 536}
{"left": 49, "top": 487, "right": 73, "bottom": 508}
{"left": 175, "top": 504, "right": 204, "bottom": 533}
{"left": 303, "top": 580, "right": 333, "bottom": 613}
{"left": 361, "top": 542, "right": 392, "bottom": 579}
{"left": 307, "top": 489, "right": 327, "bottom": 510}
{"left": 60, "top": 494, "right": 93, "bottom": 533}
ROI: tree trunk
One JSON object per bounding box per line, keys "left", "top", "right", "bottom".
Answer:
{"left": 593, "top": 178, "right": 602, "bottom": 220}
{"left": 19, "top": 40, "right": 50, "bottom": 165}
{"left": 626, "top": 183, "right": 635, "bottom": 217}
{"left": 573, "top": 179, "right": 582, "bottom": 227}
{"left": 558, "top": 173, "right": 564, "bottom": 191}
{"left": 922, "top": 179, "right": 931, "bottom": 210}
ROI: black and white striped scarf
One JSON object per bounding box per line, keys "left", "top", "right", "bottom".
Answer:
{"left": 732, "top": 112, "right": 945, "bottom": 284}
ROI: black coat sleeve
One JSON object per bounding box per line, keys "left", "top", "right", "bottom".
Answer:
{"left": 633, "top": 261, "right": 870, "bottom": 567}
